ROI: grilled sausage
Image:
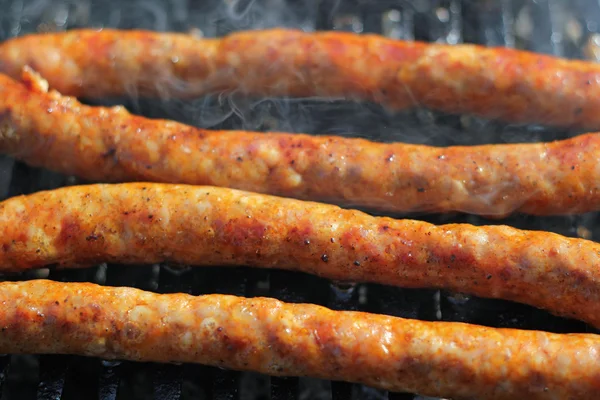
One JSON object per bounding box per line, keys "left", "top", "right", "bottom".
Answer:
{"left": 1, "top": 68, "right": 599, "bottom": 217}
{"left": 1, "top": 182, "right": 600, "bottom": 329}
{"left": 1, "top": 279, "right": 599, "bottom": 400}
{"left": 0, "top": 28, "right": 599, "bottom": 128}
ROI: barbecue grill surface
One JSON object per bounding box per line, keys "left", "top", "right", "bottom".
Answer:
{"left": 0, "top": 0, "right": 599, "bottom": 399}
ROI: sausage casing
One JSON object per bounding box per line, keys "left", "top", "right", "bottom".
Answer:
{"left": 1, "top": 279, "right": 599, "bottom": 400}
{"left": 1, "top": 182, "right": 600, "bottom": 329}
{"left": 1, "top": 68, "right": 599, "bottom": 217}
{"left": 1, "top": 28, "right": 599, "bottom": 128}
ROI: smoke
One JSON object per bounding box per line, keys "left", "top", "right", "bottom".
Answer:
{"left": 11, "top": 0, "right": 582, "bottom": 149}
{"left": 105, "top": 1, "right": 169, "bottom": 31}
{"left": 219, "top": 0, "right": 318, "bottom": 32}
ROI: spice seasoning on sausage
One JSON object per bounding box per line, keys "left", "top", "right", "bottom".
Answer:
{"left": 0, "top": 68, "right": 599, "bottom": 217}
{"left": 2, "top": 28, "right": 600, "bottom": 128}
{"left": 0, "top": 279, "right": 598, "bottom": 400}
{"left": 1, "top": 182, "right": 600, "bottom": 329}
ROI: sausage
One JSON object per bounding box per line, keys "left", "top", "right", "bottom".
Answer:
{"left": 1, "top": 182, "right": 600, "bottom": 329}
{"left": 0, "top": 28, "right": 599, "bottom": 129}
{"left": 1, "top": 68, "right": 599, "bottom": 217}
{"left": 1, "top": 279, "right": 599, "bottom": 400}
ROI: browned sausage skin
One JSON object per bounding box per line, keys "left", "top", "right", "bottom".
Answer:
{"left": 1, "top": 279, "right": 599, "bottom": 400}
{"left": 1, "top": 182, "right": 600, "bottom": 329}
{"left": 0, "top": 68, "right": 598, "bottom": 217}
{"left": 0, "top": 28, "right": 599, "bottom": 128}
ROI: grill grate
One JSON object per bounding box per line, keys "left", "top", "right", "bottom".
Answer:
{"left": 0, "top": 0, "right": 599, "bottom": 399}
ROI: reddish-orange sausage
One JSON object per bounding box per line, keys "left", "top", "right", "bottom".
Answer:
{"left": 1, "top": 68, "right": 599, "bottom": 217}
{"left": 1, "top": 279, "right": 599, "bottom": 400}
{"left": 0, "top": 28, "right": 599, "bottom": 128}
{"left": 2, "top": 182, "right": 600, "bottom": 329}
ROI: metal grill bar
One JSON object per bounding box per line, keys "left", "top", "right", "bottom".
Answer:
{"left": 98, "top": 363, "right": 119, "bottom": 400}
{"left": 271, "top": 377, "right": 296, "bottom": 400}
{"left": 329, "top": 283, "right": 362, "bottom": 399}
{"left": 152, "top": 365, "right": 182, "bottom": 400}
{"left": 150, "top": 268, "right": 188, "bottom": 400}
{"left": 0, "top": 157, "right": 14, "bottom": 201}
{"left": 0, "top": 357, "right": 9, "bottom": 397}
{"left": 575, "top": 0, "right": 600, "bottom": 43}
{"left": 35, "top": 269, "right": 99, "bottom": 400}
{"left": 526, "top": 0, "right": 560, "bottom": 55}
{"left": 268, "top": 270, "right": 305, "bottom": 399}
{"left": 463, "top": 0, "right": 514, "bottom": 46}
{"left": 36, "top": 356, "right": 67, "bottom": 400}
{"left": 209, "top": 268, "right": 251, "bottom": 400}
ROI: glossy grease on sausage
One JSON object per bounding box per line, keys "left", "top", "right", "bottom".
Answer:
{"left": 1, "top": 279, "right": 599, "bottom": 400}
{"left": 1, "top": 68, "right": 599, "bottom": 217}
{"left": 1, "top": 29, "right": 599, "bottom": 128}
{"left": 1, "top": 183, "right": 600, "bottom": 328}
